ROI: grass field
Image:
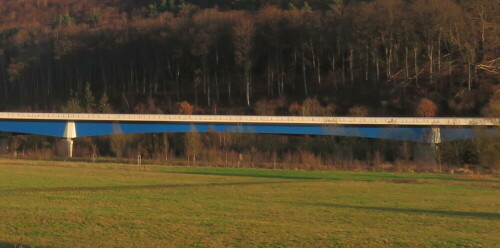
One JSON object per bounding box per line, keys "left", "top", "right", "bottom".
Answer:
{"left": 0, "top": 159, "right": 499, "bottom": 248}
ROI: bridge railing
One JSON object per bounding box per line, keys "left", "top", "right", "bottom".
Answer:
{"left": 0, "top": 112, "right": 497, "bottom": 126}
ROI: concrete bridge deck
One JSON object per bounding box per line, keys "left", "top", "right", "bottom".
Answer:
{"left": 0, "top": 112, "right": 497, "bottom": 126}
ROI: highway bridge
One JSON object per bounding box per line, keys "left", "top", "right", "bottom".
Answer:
{"left": 0, "top": 112, "right": 498, "bottom": 157}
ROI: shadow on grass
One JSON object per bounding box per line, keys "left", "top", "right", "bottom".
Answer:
{"left": 309, "top": 203, "right": 500, "bottom": 220}
{"left": 0, "top": 242, "right": 45, "bottom": 248}
{"left": 0, "top": 180, "right": 299, "bottom": 194}
{"left": 169, "top": 171, "right": 328, "bottom": 181}
{"left": 169, "top": 171, "right": 500, "bottom": 184}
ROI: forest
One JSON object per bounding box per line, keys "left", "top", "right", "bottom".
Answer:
{"left": 0, "top": 0, "right": 499, "bottom": 171}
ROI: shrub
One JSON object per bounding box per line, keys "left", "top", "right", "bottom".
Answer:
{"left": 288, "top": 102, "right": 301, "bottom": 115}
{"left": 255, "top": 98, "right": 286, "bottom": 115}
{"left": 60, "top": 98, "right": 84, "bottom": 113}
{"left": 292, "top": 98, "right": 335, "bottom": 116}
{"left": 348, "top": 105, "right": 370, "bottom": 117}
{"left": 175, "top": 101, "right": 194, "bottom": 115}
{"left": 415, "top": 98, "right": 437, "bottom": 117}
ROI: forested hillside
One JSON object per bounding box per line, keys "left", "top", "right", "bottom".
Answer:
{"left": 0, "top": 0, "right": 499, "bottom": 170}
{"left": 0, "top": 0, "right": 498, "bottom": 116}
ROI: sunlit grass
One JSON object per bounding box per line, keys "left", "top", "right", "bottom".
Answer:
{"left": 0, "top": 159, "right": 498, "bottom": 247}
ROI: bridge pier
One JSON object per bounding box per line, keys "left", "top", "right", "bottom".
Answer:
{"left": 414, "top": 127, "right": 441, "bottom": 165}
{"left": 59, "top": 121, "right": 76, "bottom": 158}
{"left": 57, "top": 138, "right": 74, "bottom": 158}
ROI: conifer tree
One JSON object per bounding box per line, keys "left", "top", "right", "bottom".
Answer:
{"left": 83, "top": 82, "right": 95, "bottom": 113}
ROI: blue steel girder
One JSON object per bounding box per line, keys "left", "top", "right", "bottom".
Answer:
{"left": 0, "top": 120, "right": 497, "bottom": 143}
{"left": 76, "top": 122, "right": 433, "bottom": 142}
{"left": 0, "top": 120, "right": 67, "bottom": 137}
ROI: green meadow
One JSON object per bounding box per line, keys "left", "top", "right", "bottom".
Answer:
{"left": 0, "top": 159, "right": 498, "bottom": 248}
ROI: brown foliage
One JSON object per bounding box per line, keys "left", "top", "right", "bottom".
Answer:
{"left": 254, "top": 98, "right": 286, "bottom": 115}
{"left": 175, "top": 101, "right": 194, "bottom": 115}
{"left": 288, "top": 102, "right": 301, "bottom": 115}
{"left": 233, "top": 17, "right": 255, "bottom": 66}
{"left": 348, "top": 106, "right": 370, "bottom": 117}
{"left": 483, "top": 90, "right": 500, "bottom": 118}
{"left": 415, "top": 98, "right": 437, "bottom": 117}
{"left": 134, "top": 98, "right": 163, "bottom": 114}
{"left": 297, "top": 98, "right": 335, "bottom": 116}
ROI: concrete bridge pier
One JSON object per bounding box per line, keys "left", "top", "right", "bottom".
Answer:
{"left": 57, "top": 138, "right": 74, "bottom": 158}
{"left": 414, "top": 127, "right": 441, "bottom": 165}
{"left": 59, "top": 121, "right": 76, "bottom": 158}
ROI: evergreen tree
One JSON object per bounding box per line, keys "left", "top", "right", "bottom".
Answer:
{"left": 303, "top": 1, "right": 312, "bottom": 11}
{"left": 98, "top": 92, "right": 112, "bottom": 113}
{"left": 83, "top": 82, "right": 95, "bottom": 113}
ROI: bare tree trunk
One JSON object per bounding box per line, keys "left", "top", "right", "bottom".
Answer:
{"left": 414, "top": 46, "right": 418, "bottom": 85}
{"left": 267, "top": 58, "right": 271, "bottom": 96}
{"left": 375, "top": 54, "right": 380, "bottom": 84}
{"left": 1, "top": 54, "right": 9, "bottom": 98}
{"left": 474, "top": 64, "right": 478, "bottom": 85}
{"left": 194, "top": 79, "right": 198, "bottom": 106}
{"left": 467, "top": 61, "right": 472, "bottom": 90}
{"left": 331, "top": 53, "right": 337, "bottom": 89}
{"left": 317, "top": 57, "right": 321, "bottom": 85}
{"left": 215, "top": 46, "right": 220, "bottom": 102}
{"left": 207, "top": 77, "right": 211, "bottom": 107}
{"left": 342, "top": 54, "right": 346, "bottom": 86}
{"left": 46, "top": 57, "right": 51, "bottom": 96}
{"left": 280, "top": 59, "right": 285, "bottom": 94}
{"left": 245, "top": 63, "right": 251, "bottom": 106}
{"left": 175, "top": 65, "right": 180, "bottom": 100}
{"left": 438, "top": 29, "right": 442, "bottom": 76}
{"left": 449, "top": 60, "right": 453, "bottom": 86}
{"left": 365, "top": 48, "right": 369, "bottom": 81}
{"left": 310, "top": 38, "right": 316, "bottom": 70}
{"left": 271, "top": 62, "right": 276, "bottom": 96}
{"left": 202, "top": 64, "right": 207, "bottom": 95}
{"left": 34, "top": 64, "right": 39, "bottom": 98}
{"left": 142, "top": 70, "right": 146, "bottom": 94}
{"left": 130, "top": 60, "right": 134, "bottom": 93}
{"left": 227, "top": 74, "right": 231, "bottom": 104}
{"left": 387, "top": 46, "right": 392, "bottom": 77}
{"left": 302, "top": 51, "right": 308, "bottom": 97}
{"left": 479, "top": 11, "right": 486, "bottom": 50}
{"left": 405, "top": 46, "right": 409, "bottom": 80}
{"left": 214, "top": 70, "right": 219, "bottom": 103}
{"left": 100, "top": 54, "right": 107, "bottom": 91}
{"left": 350, "top": 48, "right": 354, "bottom": 85}
{"left": 428, "top": 44, "right": 433, "bottom": 84}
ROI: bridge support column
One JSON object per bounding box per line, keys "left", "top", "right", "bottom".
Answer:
{"left": 59, "top": 121, "right": 76, "bottom": 158}
{"left": 414, "top": 127, "right": 441, "bottom": 166}
{"left": 57, "top": 138, "right": 74, "bottom": 158}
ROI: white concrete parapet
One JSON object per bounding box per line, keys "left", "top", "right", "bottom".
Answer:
{"left": 0, "top": 112, "right": 497, "bottom": 126}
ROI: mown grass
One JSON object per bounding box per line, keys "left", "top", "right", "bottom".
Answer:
{"left": 0, "top": 159, "right": 498, "bottom": 248}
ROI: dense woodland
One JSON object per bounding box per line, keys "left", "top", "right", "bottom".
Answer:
{"left": 0, "top": 0, "right": 499, "bottom": 171}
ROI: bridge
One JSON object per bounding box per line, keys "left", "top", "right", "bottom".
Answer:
{"left": 0, "top": 112, "right": 498, "bottom": 157}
